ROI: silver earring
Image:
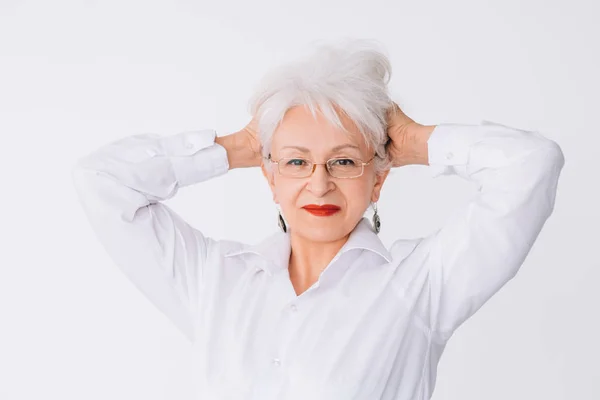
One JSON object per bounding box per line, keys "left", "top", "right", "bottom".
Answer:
{"left": 372, "top": 202, "right": 381, "bottom": 234}
{"left": 277, "top": 209, "right": 287, "bottom": 233}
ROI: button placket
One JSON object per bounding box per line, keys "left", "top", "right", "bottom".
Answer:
{"left": 268, "top": 301, "right": 301, "bottom": 372}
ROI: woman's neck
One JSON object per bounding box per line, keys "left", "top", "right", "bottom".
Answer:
{"left": 287, "top": 231, "right": 350, "bottom": 292}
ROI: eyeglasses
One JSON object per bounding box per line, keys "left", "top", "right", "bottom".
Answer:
{"left": 265, "top": 154, "right": 376, "bottom": 179}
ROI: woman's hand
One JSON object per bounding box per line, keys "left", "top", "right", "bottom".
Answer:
{"left": 385, "top": 102, "right": 435, "bottom": 167}
{"left": 240, "top": 116, "right": 262, "bottom": 158}
{"left": 215, "top": 116, "right": 262, "bottom": 169}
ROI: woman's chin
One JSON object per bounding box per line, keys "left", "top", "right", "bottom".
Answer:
{"left": 293, "top": 219, "right": 350, "bottom": 241}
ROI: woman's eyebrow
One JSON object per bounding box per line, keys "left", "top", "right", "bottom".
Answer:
{"left": 280, "top": 144, "right": 360, "bottom": 153}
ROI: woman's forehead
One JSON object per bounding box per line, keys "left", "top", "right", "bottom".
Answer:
{"left": 272, "top": 106, "right": 369, "bottom": 155}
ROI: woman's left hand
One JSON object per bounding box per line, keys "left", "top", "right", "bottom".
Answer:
{"left": 385, "top": 102, "right": 434, "bottom": 167}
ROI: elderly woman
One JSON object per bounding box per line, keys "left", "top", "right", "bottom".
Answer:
{"left": 72, "top": 41, "right": 564, "bottom": 399}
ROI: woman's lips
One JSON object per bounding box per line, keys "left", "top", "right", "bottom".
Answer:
{"left": 302, "top": 205, "right": 341, "bottom": 216}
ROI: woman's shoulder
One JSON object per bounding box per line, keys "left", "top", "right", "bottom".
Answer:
{"left": 208, "top": 237, "right": 250, "bottom": 257}
{"left": 207, "top": 230, "right": 285, "bottom": 261}
{"left": 389, "top": 236, "right": 426, "bottom": 262}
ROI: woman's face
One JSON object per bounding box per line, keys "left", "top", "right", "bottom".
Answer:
{"left": 261, "top": 105, "right": 390, "bottom": 242}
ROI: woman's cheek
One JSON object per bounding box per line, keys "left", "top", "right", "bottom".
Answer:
{"left": 275, "top": 180, "right": 301, "bottom": 207}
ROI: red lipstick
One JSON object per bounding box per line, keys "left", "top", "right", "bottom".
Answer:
{"left": 302, "top": 204, "right": 341, "bottom": 217}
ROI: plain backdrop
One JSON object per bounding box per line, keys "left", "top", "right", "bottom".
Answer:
{"left": 0, "top": 0, "right": 597, "bottom": 399}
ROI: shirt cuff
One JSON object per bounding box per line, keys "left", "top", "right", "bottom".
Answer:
{"left": 427, "top": 122, "right": 489, "bottom": 179}
{"left": 161, "top": 129, "right": 230, "bottom": 187}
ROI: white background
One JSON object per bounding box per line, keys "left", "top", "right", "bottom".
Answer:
{"left": 1, "top": 0, "right": 597, "bottom": 399}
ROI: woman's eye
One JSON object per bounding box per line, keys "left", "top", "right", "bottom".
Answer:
{"left": 333, "top": 158, "right": 356, "bottom": 166}
{"left": 287, "top": 159, "right": 307, "bottom": 166}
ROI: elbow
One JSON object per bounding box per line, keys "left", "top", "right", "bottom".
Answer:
{"left": 518, "top": 137, "right": 565, "bottom": 175}
{"left": 527, "top": 141, "right": 564, "bottom": 216}
{"left": 539, "top": 140, "right": 565, "bottom": 172}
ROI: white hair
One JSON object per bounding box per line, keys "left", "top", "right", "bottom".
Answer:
{"left": 248, "top": 38, "right": 394, "bottom": 175}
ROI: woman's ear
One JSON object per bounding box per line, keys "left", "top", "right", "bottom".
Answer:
{"left": 371, "top": 168, "right": 390, "bottom": 203}
{"left": 261, "top": 161, "right": 278, "bottom": 203}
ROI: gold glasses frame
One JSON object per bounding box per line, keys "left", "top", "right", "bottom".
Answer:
{"left": 264, "top": 154, "right": 377, "bottom": 179}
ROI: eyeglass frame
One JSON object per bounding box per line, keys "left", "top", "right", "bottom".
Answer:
{"left": 263, "top": 153, "right": 377, "bottom": 179}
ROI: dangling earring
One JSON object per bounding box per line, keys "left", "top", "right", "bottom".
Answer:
{"left": 372, "top": 202, "right": 381, "bottom": 234}
{"left": 277, "top": 207, "right": 287, "bottom": 233}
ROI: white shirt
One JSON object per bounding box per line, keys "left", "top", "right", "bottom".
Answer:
{"left": 71, "top": 120, "right": 564, "bottom": 400}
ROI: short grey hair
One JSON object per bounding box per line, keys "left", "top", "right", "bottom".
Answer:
{"left": 248, "top": 39, "right": 394, "bottom": 175}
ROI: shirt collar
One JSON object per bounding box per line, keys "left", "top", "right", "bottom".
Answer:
{"left": 224, "top": 217, "right": 391, "bottom": 275}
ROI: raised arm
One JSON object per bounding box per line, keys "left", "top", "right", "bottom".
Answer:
{"left": 71, "top": 126, "right": 260, "bottom": 342}
{"left": 391, "top": 119, "right": 565, "bottom": 340}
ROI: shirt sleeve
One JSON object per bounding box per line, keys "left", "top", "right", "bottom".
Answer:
{"left": 422, "top": 120, "right": 565, "bottom": 340}
{"left": 71, "top": 129, "right": 229, "bottom": 343}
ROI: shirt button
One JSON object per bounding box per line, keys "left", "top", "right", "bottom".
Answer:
{"left": 445, "top": 152, "right": 454, "bottom": 160}
{"left": 290, "top": 304, "right": 298, "bottom": 312}
{"left": 272, "top": 358, "right": 281, "bottom": 366}
{"left": 184, "top": 142, "right": 193, "bottom": 149}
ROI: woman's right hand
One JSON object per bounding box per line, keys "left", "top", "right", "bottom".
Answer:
{"left": 216, "top": 116, "right": 263, "bottom": 169}
{"left": 240, "top": 116, "right": 262, "bottom": 158}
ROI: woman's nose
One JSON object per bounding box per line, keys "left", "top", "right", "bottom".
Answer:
{"left": 307, "top": 163, "right": 333, "bottom": 194}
